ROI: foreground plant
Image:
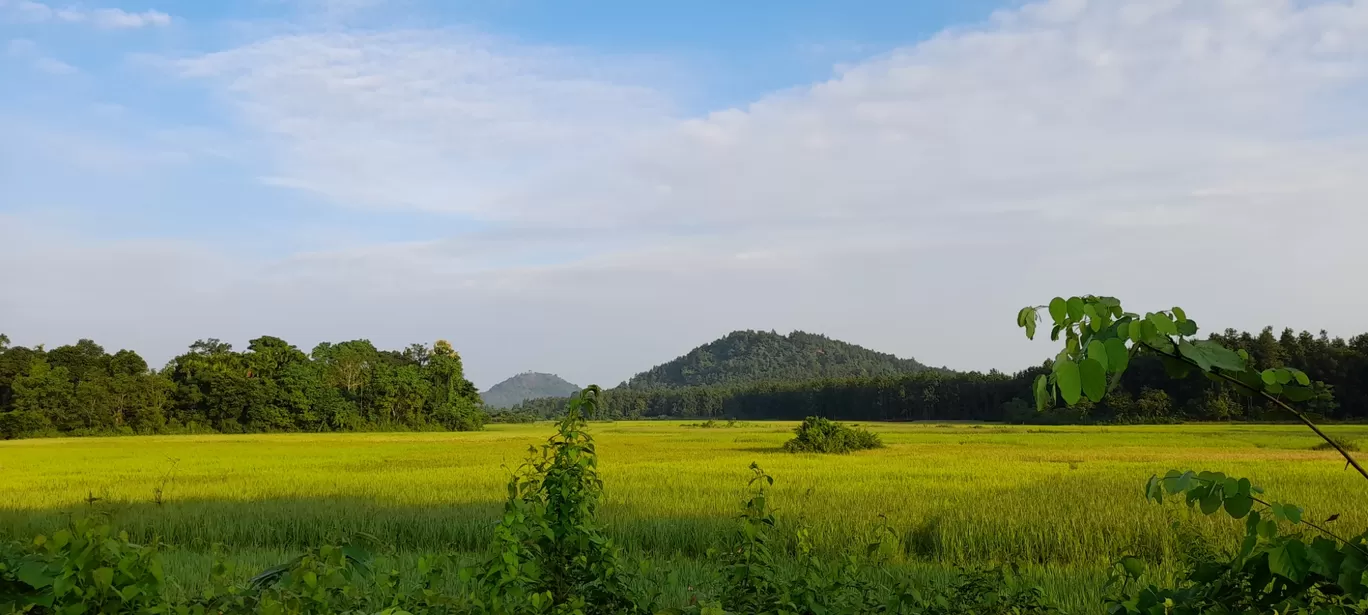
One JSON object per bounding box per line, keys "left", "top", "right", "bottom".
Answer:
{"left": 1019, "top": 296, "right": 1368, "bottom": 612}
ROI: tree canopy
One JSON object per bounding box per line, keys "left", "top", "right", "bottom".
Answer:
{"left": 0, "top": 336, "right": 484, "bottom": 439}
{"left": 624, "top": 330, "right": 931, "bottom": 390}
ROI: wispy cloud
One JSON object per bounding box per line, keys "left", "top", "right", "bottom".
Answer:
{"left": 1, "top": 0, "right": 172, "bottom": 28}
{"left": 6, "top": 36, "right": 76, "bottom": 73}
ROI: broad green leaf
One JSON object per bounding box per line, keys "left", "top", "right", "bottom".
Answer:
{"left": 1024, "top": 309, "right": 1037, "bottom": 340}
{"left": 1105, "top": 338, "right": 1129, "bottom": 373}
{"left": 1178, "top": 340, "right": 1211, "bottom": 372}
{"left": 1340, "top": 548, "right": 1366, "bottom": 596}
{"left": 1177, "top": 319, "right": 1198, "bottom": 337}
{"left": 16, "top": 562, "right": 54, "bottom": 589}
{"left": 1087, "top": 340, "right": 1109, "bottom": 371}
{"left": 1034, "top": 375, "right": 1048, "bottom": 412}
{"left": 1274, "top": 369, "right": 1292, "bottom": 385}
{"left": 1180, "top": 340, "right": 1246, "bottom": 372}
{"left": 1161, "top": 356, "right": 1191, "bottom": 379}
{"left": 1080, "top": 358, "right": 1106, "bottom": 402}
{"left": 1147, "top": 312, "right": 1178, "bottom": 336}
{"left": 1269, "top": 541, "right": 1310, "bottom": 583}
{"left": 1261, "top": 369, "right": 1278, "bottom": 385}
{"left": 1145, "top": 475, "right": 1164, "bottom": 503}
{"left": 1283, "top": 385, "right": 1315, "bottom": 402}
{"left": 1056, "top": 360, "right": 1082, "bottom": 406}
{"left": 1128, "top": 320, "right": 1142, "bottom": 343}
{"left": 1307, "top": 537, "right": 1343, "bottom": 578}
{"left": 1066, "top": 297, "right": 1085, "bottom": 321}
{"left": 1119, "top": 556, "right": 1145, "bottom": 579}
{"left": 1223, "top": 493, "right": 1253, "bottom": 519}
{"left": 1199, "top": 484, "right": 1223, "bottom": 515}
{"left": 92, "top": 567, "right": 114, "bottom": 590}
{"left": 1172, "top": 306, "right": 1187, "bottom": 322}
{"left": 1289, "top": 368, "right": 1311, "bottom": 386}
{"left": 1048, "top": 297, "right": 1067, "bottom": 324}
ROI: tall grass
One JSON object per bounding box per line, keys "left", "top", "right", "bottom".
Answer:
{"left": 3, "top": 422, "right": 1367, "bottom": 612}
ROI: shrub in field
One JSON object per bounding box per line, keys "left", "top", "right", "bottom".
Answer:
{"left": 782, "top": 416, "right": 882, "bottom": 453}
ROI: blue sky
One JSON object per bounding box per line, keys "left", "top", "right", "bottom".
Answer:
{"left": 3, "top": 0, "right": 1368, "bottom": 388}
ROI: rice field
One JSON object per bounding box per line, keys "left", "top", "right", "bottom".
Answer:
{"left": 3, "top": 422, "right": 1367, "bottom": 612}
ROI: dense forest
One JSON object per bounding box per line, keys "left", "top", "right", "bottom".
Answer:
{"left": 623, "top": 330, "right": 931, "bottom": 389}
{"left": 513, "top": 326, "right": 1367, "bottom": 424}
{"left": 0, "top": 333, "right": 484, "bottom": 439}
{"left": 3, "top": 325, "right": 1367, "bottom": 438}
{"left": 481, "top": 372, "right": 581, "bottom": 408}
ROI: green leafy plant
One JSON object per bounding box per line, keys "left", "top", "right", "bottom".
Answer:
{"left": 0, "top": 516, "right": 169, "bottom": 614}
{"left": 1019, "top": 296, "right": 1368, "bottom": 612}
{"left": 474, "top": 385, "right": 647, "bottom": 614}
{"left": 1106, "top": 470, "right": 1368, "bottom": 614}
{"left": 782, "top": 416, "right": 883, "bottom": 454}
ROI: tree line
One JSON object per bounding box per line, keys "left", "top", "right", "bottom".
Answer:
{"left": 510, "top": 326, "right": 1367, "bottom": 424}
{"left": 3, "top": 324, "right": 1365, "bottom": 438}
{"left": 0, "top": 333, "right": 484, "bottom": 439}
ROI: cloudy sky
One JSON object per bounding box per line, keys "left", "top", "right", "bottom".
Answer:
{"left": 2, "top": 0, "right": 1367, "bottom": 389}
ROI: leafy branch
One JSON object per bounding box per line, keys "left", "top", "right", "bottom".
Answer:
{"left": 1018, "top": 296, "right": 1367, "bottom": 481}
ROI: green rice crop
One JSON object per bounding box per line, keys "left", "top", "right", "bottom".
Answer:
{"left": 4, "top": 422, "right": 1367, "bottom": 612}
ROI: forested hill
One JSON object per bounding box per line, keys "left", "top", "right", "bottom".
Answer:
{"left": 482, "top": 372, "right": 581, "bottom": 408}
{"left": 624, "top": 330, "right": 930, "bottom": 389}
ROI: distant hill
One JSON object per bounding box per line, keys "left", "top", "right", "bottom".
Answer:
{"left": 624, "top": 330, "right": 929, "bottom": 390}
{"left": 482, "top": 372, "right": 582, "bottom": 408}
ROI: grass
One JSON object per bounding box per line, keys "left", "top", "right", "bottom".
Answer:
{"left": 4, "top": 422, "right": 1368, "bottom": 613}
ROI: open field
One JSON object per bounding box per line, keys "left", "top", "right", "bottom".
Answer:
{"left": 4, "top": 422, "right": 1368, "bottom": 611}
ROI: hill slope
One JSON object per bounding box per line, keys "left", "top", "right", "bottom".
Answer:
{"left": 482, "top": 372, "right": 582, "bottom": 408}
{"left": 624, "top": 330, "right": 928, "bottom": 389}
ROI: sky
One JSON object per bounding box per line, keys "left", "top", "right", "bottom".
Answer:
{"left": 2, "top": 0, "right": 1368, "bottom": 390}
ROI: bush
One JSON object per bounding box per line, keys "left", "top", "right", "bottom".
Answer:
{"left": 1312, "top": 437, "right": 1360, "bottom": 452}
{"left": 783, "top": 416, "right": 883, "bottom": 453}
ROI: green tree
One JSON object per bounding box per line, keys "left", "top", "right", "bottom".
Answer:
{"left": 12, "top": 359, "right": 74, "bottom": 429}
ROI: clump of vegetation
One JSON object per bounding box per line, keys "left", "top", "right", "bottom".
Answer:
{"left": 782, "top": 416, "right": 883, "bottom": 453}
{"left": 1312, "top": 437, "right": 1360, "bottom": 452}
{"left": 683, "top": 418, "right": 749, "bottom": 428}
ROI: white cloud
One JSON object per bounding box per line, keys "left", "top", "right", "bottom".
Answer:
{"left": 31, "top": 54, "right": 75, "bottom": 73}
{"left": 5, "top": 36, "right": 76, "bottom": 74}
{"left": 1, "top": 1, "right": 171, "bottom": 28}
{"left": 87, "top": 7, "right": 171, "bottom": 28}
{"left": 6, "top": 0, "right": 1368, "bottom": 386}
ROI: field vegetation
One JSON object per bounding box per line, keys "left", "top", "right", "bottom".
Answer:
{"left": 4, "top": 420, "right": 1368, "bottom": 611}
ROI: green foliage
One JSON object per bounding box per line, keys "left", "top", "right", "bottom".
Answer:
{"left": 475, "top": 386, "right": 646, "bottom": 614}
{"left": 1018, "top": 295, "right": 1330, "bottom": 416}
{"left": 1107, "top": 470, "right": 1368, "bottom": 614}
{"left": 624, "top": 330, "right": 930, "bottom": 390}
{"left": 782, "top": 416, "right": 883, "bottom": 454}
{"left": 0, "top": 337, "right": 486, "bottom": 440}
{"left": 0, "top": 516, "right": 169, "bottom": 614}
